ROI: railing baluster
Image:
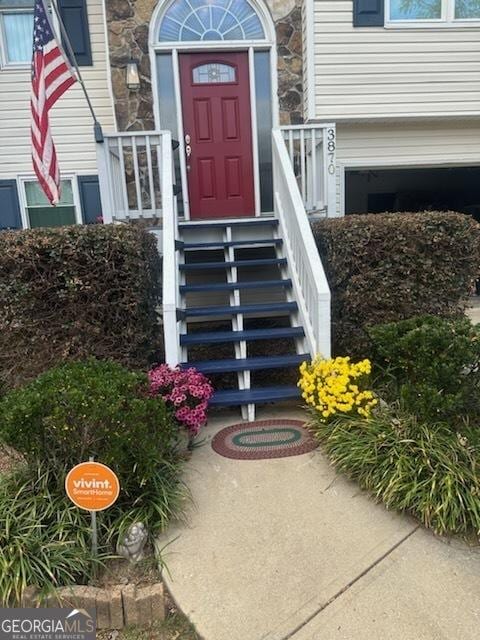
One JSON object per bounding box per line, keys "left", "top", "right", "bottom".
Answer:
{"left": 146, "top": 136, "right": 155, "bottom": 214}
{"left": 117, "top": 137, "right": 130, "bottom": 220}
{"left": 101, "top": 138, "right": 115, "bottom": 222}
{"left": 288, "top": 130, "right": 294, "bottom": 166}
{"left": 311, "top": 128, "right": 317, "bottom": 211}
{"left": 132, "top": 136, "right": 143, "bottom": 217}
{"left": 156, "top": 144, "right": 163, "bottom": 216}
{"left": 300, "top": 128, "right": 306, "bottom": 205}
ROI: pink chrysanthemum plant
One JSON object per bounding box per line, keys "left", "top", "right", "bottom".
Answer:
{"left": 148, "top": 364, "right": 214, "bottom": 442}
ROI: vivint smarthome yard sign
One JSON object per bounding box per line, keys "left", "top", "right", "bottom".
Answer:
{"left": 65, "top": 461, "right": 120, "bottom": 512}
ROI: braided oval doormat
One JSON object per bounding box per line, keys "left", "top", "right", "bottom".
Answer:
{"left": 211, "top": 419, "right": 317, "bottom": 460}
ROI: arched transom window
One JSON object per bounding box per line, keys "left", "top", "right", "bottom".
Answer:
{"left": 158, "top": 0, "right": 266, "bottom": 42}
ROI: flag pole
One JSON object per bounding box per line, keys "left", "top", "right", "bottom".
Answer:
{"left": 49, "top": 0, "right": 103, "bottom": 142}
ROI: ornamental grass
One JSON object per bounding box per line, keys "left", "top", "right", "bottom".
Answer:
{"left": 309, "top": 408, "right": 480, "bottom": 537}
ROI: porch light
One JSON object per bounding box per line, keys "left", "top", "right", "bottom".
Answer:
{"left": 126, "top": 60, "right": 140, "bottom": 91}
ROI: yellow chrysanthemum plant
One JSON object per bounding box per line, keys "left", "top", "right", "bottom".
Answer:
{"left": 298, "top": 356, "right": 378, "bottom": 422}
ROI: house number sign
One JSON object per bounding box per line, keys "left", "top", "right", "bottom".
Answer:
{"left": 327, "top": 128, "right": 336, "bottom": 175}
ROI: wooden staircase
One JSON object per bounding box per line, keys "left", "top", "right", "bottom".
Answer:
{"left": 176, "top": 218, "right": 309, "bottom": 421}
{"left": 96, "top": 126, "right": 333, "bottom": 421}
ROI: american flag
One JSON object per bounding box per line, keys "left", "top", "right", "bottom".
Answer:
{"left": 31, "top": 0, "right": 76, "bottom": 205}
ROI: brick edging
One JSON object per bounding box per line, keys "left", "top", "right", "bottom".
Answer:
{"left": 21, "top": 583, "right": 165, "bottom": 629}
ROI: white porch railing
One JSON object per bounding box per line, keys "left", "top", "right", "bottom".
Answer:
{"left": 96, "top": 131, "right": 174, "bottom": 222}
{"left": 280, "top": 123, "right": 337, "bottom": 217}
{"left": 272, "top": 128, "right": 331, "bottom": 358}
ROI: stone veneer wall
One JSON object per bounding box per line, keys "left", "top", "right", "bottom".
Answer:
{"left": 105, "top": 0, "right": 303, "bottom": 131}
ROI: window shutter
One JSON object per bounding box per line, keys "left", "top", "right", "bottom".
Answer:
{"left": 353, "top": 0, "right": 384, "bottom": 26}
{"left": 0, "top": 180, "right": 22, "bottom": 230}
{"left": 58, "top": 0, "right": 92, "bottom": 66}
{"left": 78, "top": 175, "right": 102, "bottom": 224}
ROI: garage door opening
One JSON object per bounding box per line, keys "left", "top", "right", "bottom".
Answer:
{"left": 345, "top": 166, "right": 480, "bottom": 221}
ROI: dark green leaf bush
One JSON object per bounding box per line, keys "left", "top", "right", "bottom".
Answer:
{"left": 310, "top": 410, "right": 480, "bottom": 536}
{"left": 313, "top": 212, "right": 480, "bottom": 356}
{"left": 369, "top": 315, "right": 480, "bottom": 423}
{"left": 0, "top": 225, "right": 161, "bottom": 391}
{"left": 0, "top": 360, "right": 186, "bottom": 535}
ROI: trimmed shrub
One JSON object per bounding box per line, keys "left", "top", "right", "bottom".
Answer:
{"left": 0, "top": 359, "right": 185, "bottom": 535}
{"left": 313, "top": 211, "right": 480, "bottom": 356}
{"left": 0, "top": 225, "right": 161, "bottom": 391}
{"left": 369, "top": 315, "right": 480, "bottom": 423}
{"left": 309, "top": 409, "right": 480, "bottom": 536}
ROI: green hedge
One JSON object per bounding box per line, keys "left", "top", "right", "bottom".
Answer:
{"left": 0, "top": 225, "right": 161, "bottom": 390}
{"left": 313, "top": 211, "right": 480, "bottom": 356}
{"left": 369, "top": 315, "right": 480, "bottom": 424}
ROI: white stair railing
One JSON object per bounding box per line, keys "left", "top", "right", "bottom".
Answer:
{"left": 159, "top": 131, "right": 182, "bottom": 367}
{"left": 280, "top": 123, "right": 337, "bottom": 217}
{"left": 96, "top": 131, "right": 172, "bottom": 222}
{"left": 272, "top": 128, "right": 331, "bottom": 359}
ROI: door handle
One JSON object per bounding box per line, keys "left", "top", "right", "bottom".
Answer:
{"left": 185, "top": 134, "right": 191, "bottom": 171}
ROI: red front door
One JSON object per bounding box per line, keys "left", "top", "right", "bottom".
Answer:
{"left": 179, "top": 52, "right": 255, "bottom": 219}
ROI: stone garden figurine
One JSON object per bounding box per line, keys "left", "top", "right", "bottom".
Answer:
{"left": 117, "top": 522, "right": 148, "bottom": 563}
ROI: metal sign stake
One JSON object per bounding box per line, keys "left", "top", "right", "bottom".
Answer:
{"left": 89, "top": 456, "right": 98, "bottom": 561}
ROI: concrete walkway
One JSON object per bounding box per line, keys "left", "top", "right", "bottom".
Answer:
{"left": 159, "top": 406, "right": 480, "bottom": 640}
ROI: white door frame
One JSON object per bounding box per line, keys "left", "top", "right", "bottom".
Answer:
{"left": 148, "top": 0, "right": 278, "bottom": 220}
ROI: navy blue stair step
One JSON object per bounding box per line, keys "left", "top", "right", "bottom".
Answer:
{"left": 178, "top": 218, "right": 278, "bottom": 230}
{"left": 180, "top": 258, "right": 287, "bottom": 271}
{"left": 182, "top": 301, "right": 298, "bottom": 318}
{"left": 209, "top": 385, "right": 300, "bottom": 406}
{"left": 180, "top": 326, "right": 304, "bottom": 345}
{"left": 180, "top": 279, "right": 292, "bottom": 293}
{"left": 182, "top": 353, "right": 309, "bottom": 374}
{"left": 181, "top": 238, "right": 283, "bottom": 250}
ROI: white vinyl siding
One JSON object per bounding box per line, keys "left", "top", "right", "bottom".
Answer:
{"left": 0, "top": 0, "right": 115, "bottom": 178}
{"left": 335, "top": 119, "right": 480, "bottom": 212}
{"left": 313, "top": 0, "right": 480, "bottom": 120}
